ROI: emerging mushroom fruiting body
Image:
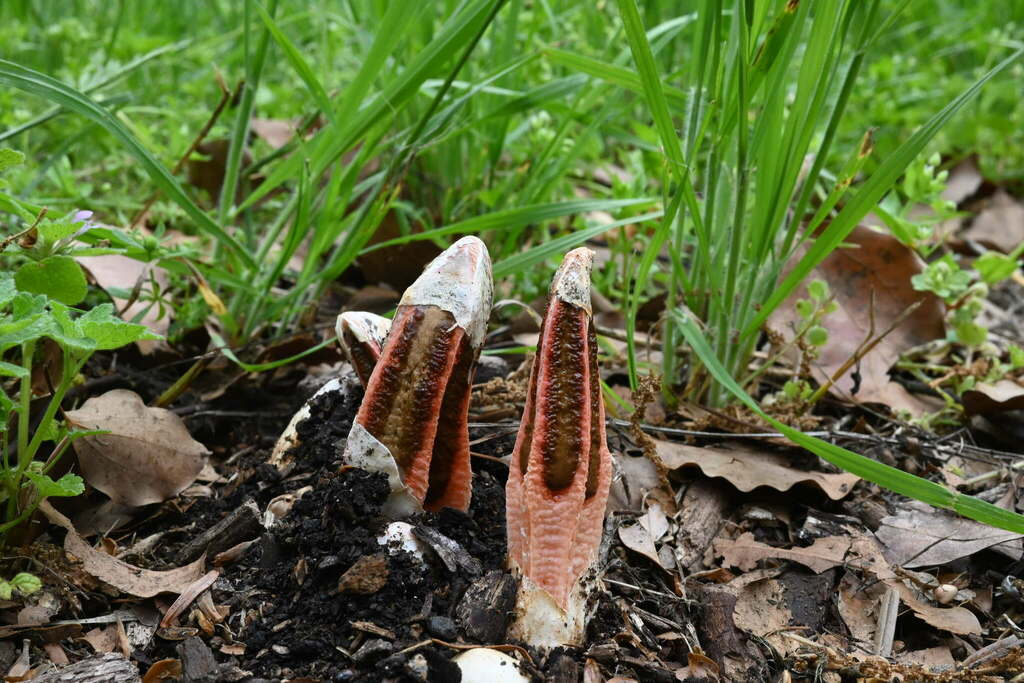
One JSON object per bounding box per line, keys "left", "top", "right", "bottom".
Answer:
{"left": 341, "top": 236, "right": 493, "bottom": 517}
{"left": 336, "top": 311, "right": 392, "bottom": 387}
{"left": 505, "top": 248, "right": 612, "bottom": 647}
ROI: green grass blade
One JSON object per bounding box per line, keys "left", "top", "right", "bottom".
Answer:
{"left": 218, "top": 0, "right": 277, "bottom": 232}
{"left": 615, "top": 0, "right": 686, "bottom": 182}
{"left": 674, "top": 309, "right": 1024, "bottom": 533}
{"left": 493, "top": 210, "right": 663, "bottom": 278}
{"left": 254, "top": 2, "right": 335, "bottom": 124}
{"left": 239, "top": 0, "right": 500, "bottom": 212}
{"left": 544, "top": 47, "right": 689, "bottom": 111}
{"left": 361, "top": 198, "right": 656, "bottom": 254}
{"left": 0, "top": 59, "right": 255, "bottom": 270}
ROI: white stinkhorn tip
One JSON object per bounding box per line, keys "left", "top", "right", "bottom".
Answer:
{"left": 399, "top": 235, "right": 493, "bottom": 349}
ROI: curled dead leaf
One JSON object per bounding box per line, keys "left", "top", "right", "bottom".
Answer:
{"left": 39, "top": 502, "right": 206, "bottom": 598}
{"left": 875, "top": 501, "right": 1022, "bottom": 567}
{"left": 961, "top": 379, "right": 1024, "bottom": 415}
{"left": 654, "top": 440, "right": 859, "bottom": 501}
{"left": 67, "top": 389, "right": 209, "bottom": 507}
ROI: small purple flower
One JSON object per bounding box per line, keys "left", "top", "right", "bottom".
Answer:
{"left": 67, "top": 209, "right": 97, "bottom": 243}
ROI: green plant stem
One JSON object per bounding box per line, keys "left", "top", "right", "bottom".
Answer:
{"left": 20, "top": 353, "right": 86, "bottom": 475}
{"left": 714, "top": 0, "right": 750, "bottom": 407}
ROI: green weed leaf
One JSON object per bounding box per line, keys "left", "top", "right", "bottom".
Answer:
{"left": 14, "top": 255, "right": 88, "bottom": 305}
{"left": 0, "top": 149, "right": 24, "bottom": 173}
{"left": 78, "top": 304, "right": 161, "bottom": 350}
{"left": 23, "top": 470, "right": 85, "bottom": 499}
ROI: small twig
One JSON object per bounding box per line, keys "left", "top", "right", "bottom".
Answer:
{"left": 0, "top": 207, "right": 48, "bottom": 251}
{"left": 469, "top": 451, "right": 507, "bottom": 466}
{"left": 873, "top": 587, "right": 899, "bottom": 657}
{"left": 808, "top": 296, "right": 925, "bottom": 406}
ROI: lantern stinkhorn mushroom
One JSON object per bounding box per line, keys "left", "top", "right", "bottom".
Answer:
{"left": 505, "top": 247, "right": 612, "bottom": 648}
{"left": 336, "top": 311, "right": 392, "bottom": 387}
{"left": 341, "top": 236, "right": 493, "bottom": 517}
{"left": 270, "top": 312, "right": 392, "bottom": 469}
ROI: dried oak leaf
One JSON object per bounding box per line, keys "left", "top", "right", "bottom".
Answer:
{"left": 961, "top": 379, "right": 1024, "bottom": 415}
{"left": 875, "top": 500, "right": 1022, "bottom": 567}
{"left": 40, "top": 502, "right": 206, "bottom": 598}
{"left": 654, "top": 440, "right": 859, "bottom": 501}
{"left": 67, "top": 389, "right": 209, "bottom": 507}
{"left": 769, "top": 225, "right": 945, "bottom": 415}
{"left": 715, "top": 532, "right": 853, "bottom": 574}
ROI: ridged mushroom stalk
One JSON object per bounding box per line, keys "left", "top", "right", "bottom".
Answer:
{"left": 505, "top": 248, "right": 612, "bottom": 648}
{"left": 341, "top": 236, "right": 493, "bottom": 517}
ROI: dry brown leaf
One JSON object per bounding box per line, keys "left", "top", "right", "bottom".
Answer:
{"left": 40, "top": 501, "right": 206, "bottom": 598}
{"left": 654, "top": 441, "right": 859, "bottom": 501}
{"left": 608, "top": 453, "right": 672, "bottom": 513}
{"left": 883, "top": 579, "right": 981, "bottom": 635}
{"left": 678, "top": 652, "right": 719, "bottom": 681}
{"left": 769, "top": 225, "right": 945, "bottom": 415}
{"left": 250, "top": 117, "right": 300, "bottom": 149}
{"left": 895, "top": 646, "right": 956, "bottom": 669}
{"left": 81, "top": 625, "right": 118, "bottom": 654}
{"left": 964, "top": 189, "right": 1024, "bottom": 253}
{"left": 715, "top": 532, "right": 852, "bottom": 574}
{"left": 731, "top": 576, "right": 801, "bottom": 657}
{"left": 67, "top": 389, "right": 209, "bottom": 507}
{"left": 159, "top": 571, "right": 220, "bottom": 628}
{"left": 617, "top": 523, "right": 663, "bottom": 568}
{"left": 961, "top": 379, "right": 1024, "bottom": 415}
{"left": 836, "top": 571, "right": 883, "bottom": 652}
{"left": 875, "top": 501, "right": 1022, "bottom": 567}
{"left": 941, "top": 157, "right": 983, "bottom": 205}
{"left": 42, "top": 641, "right": 69, "bottom": 667}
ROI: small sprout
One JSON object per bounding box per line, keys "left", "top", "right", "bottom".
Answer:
{"left": 806, "top": 279, "right": 829, "bottom": 302}
{"left": 912, "top": 254, "right": 971, "bottom": 300}
{"left": 1009, "top": 344, "right": 1024, "bottom": 370}
{"left": 806, "top": 325, "right": 828, "bottom": 347}
{"left": 0, "top": 573, "right": 42, "bottom": 600}
{"left": 933, "top": 583, "right": 958, "bottom": 605}
{"left": 974, "top": 251, "right": 1017, "bottom": 285}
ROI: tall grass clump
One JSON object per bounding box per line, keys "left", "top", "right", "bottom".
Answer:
{"left": 596, "top": 0, "right": 1021, "bottom": 406}
{"left": 585, "top": 0, "right": 1024, "bottom": 531}
{"left": 0, "top": 0, "right": 654, "bottom": 358}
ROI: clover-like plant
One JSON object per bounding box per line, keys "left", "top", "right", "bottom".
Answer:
{"left": 505, "top": 247, "right": 612, "bottom": 648}
{"left": 341, "top": 236, "right": 493, "bottom": 516}
{"left": 0, "top": 274, "right": 159, "bottom": 542}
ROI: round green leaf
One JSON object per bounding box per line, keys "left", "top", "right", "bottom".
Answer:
{"left": 14, "top": 255, "right": 88, "bottom": 305}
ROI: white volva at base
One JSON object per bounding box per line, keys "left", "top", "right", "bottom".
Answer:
{"left": 506, "top": 564, "right": 594, "bottom": 649}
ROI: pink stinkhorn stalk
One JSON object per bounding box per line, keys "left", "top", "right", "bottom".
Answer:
{"left": 505, "top": 247, "right": 612, "bottom": 647}
{"left": 341, "top": 236, "right": 493, "bottom": 517}
{"left": 336, "top": 311, "right": 392, "bottom": 387}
